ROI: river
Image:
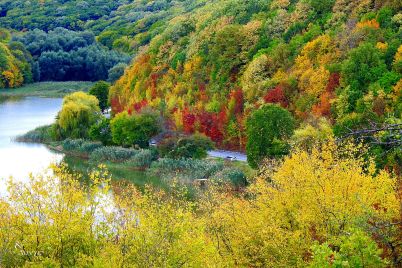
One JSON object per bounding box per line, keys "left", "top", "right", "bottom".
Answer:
{"left": 0, "top": 96, "right": 167, "bottom": 193}
{"left": 0, "top": 97, "right": 64, "bottom": 190}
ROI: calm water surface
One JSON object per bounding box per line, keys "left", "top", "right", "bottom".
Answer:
{"left": 0, "top": 96, "right": 165, "bottom": 194}
{"left": 0, "top": 97, "right": 63, "bottom": 185}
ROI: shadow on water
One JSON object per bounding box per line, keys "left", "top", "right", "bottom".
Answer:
{"left": 0, "top": 95, "right": 23, "bottom": 104}
{"left": 61, "top": 155, "right": 170, "bottom": 191}
{"left": 61, "top": 155, "right": 197, "bottom": 199}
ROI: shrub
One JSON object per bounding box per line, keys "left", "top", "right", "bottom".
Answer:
{"left": 157, "top": 134, "right": 214, "bottom": 159}
{"left": 90, "top": 146, "right": 139, "bottom": 162}
{"left": 309, "top": 230, "right": 386, "bottom": 268}
{"left": 125, "top": 149, "right": 157, "bottom": 169}
{"left": 213, "top": 168, "right": 248, "bottom": 187}
{"left": 149, "top": 158, "right": 224, "bottom": 182}
{"left": 79, "top": 141, "right": 103, "bottom": 154}
{"left": 61, "top": 139, "right": 102, "bottom": 154}
{"left": 108, "top": 63, "right": 127, "bottom": 83}
{"left": 61, "top": 139, "right": 85, "bottom": 151}
{"left": 89, "top": 118, "right": 113, "bottom": 145}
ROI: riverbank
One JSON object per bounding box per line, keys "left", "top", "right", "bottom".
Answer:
{"left": 0, "top": 81, "right": 94, "bottom": 99}
{"left": 16, "top": 124, "right": 254, "bottom": 189}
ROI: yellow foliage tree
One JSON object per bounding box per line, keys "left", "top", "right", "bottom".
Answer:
{"left": 200, "top": 140, "right": 400, "bottom": 267}
{"left": 0, "top": 143, "right": 399, "bottom": 267}
{"left": 293, "top": 35, "right": 339, "bottom": 97}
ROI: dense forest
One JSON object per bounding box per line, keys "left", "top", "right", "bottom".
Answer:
{"left": 0, "top": 0, "right": 205, "bottom": 53}
{"left": 0, "top": 0, "right": 401, "bottom": 267}
{"left": 108, "top": 0, "right": 401, "bottom": 170}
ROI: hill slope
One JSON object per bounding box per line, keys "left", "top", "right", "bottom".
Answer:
{"left": 0, "top": 0, "right": 208, "bottom": 53}
{"left": 109, "top": 0, "right": 401, "bottom": 153}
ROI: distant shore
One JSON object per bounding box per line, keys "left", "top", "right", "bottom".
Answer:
{"left": 0, "top": 81, "right": 94, "bottom": 99}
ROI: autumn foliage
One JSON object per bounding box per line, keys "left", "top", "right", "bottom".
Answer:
{"left": 0, "top": 141, "right": 400, "bottom": 266}
{"left": 264, "top": 85, "right": 288, "bottom": 107}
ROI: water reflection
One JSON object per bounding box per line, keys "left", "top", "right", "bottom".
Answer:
{"left": 0, "top": 96, "right": 168, "bottom": 195}
{"left": 0, "top": 97, "right": 63, "bottom": 190}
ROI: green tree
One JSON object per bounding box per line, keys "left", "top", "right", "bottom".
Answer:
{"left": 110, "top": 111, "right": 161, "bottom": 148}
{"left": 89, "top": 80, "right": 110, "bottom": 112}
{"left": 309, "top": 230, "right": 386, "bottom": 268}
{"left": 55, "top": 92, "right": 101, "bottom": 139}
{"left": 89, "top": 117, "right": 113, "bottom": 145}
{"left": 157, "top": 134, "right": 214, "bottom": 159}
{"left": 0, "top": 28, "right": 11, "bottom": 43}
{"left": 107, "top": 62, "right": 127, "bottom": 83}
{"left": 246, "top": 104, "right": 295, "bottom": 168}
{"left": 342, "top": 43, "right": 388, "bottom": 111}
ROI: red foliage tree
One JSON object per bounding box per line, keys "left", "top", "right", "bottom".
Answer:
{"left": 128, "top": 100, "right": 148, "bottom": 114}
{"left": 312, "top": 73, "right": 340, "bottom": 117}
{"left": 312, "top": 92, "right": 332, "bottom": 117}
{"left": 264, "top": 85, "right": 288, "bottom": 107}
{"left": 110, "top": 97, "right": 124, "bottom": 115}
{"left": 326, "top": 73, "right": 340, "bottom": 93}
{"left": 197, "top": 111, "right": 224, "bottom": 143}
{"left": 230, "top": 88, "right": 244, "bottom": 114}
{"left": 149, "top": 73, "right": 159, "bottom": 99}
{"left": 182, "top": 108, "right": 196, "bottom": 134}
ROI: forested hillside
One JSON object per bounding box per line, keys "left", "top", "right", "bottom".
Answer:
{"left": 108, "top": 0, "right": 402, "bottom": 169}
{"left": 0, "top": 1, "right": 401, "bottom": 267}
{"left": 0, "top": 0, "right": 207, "bottom": 53}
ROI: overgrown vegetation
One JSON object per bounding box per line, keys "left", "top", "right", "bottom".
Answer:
{"left": 0, "top": 142, "right": 399, "bottom": 267}
{"left": 3, "top": 1, "right": 402, "bottom": 266}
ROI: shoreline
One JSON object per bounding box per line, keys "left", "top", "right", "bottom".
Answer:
{"left": 0, "top": 81, "right": 94, "bottom": 99}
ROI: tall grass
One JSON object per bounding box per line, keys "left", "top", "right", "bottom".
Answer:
{"left": 89, "top": 146, "right": 140, "bottom": 162}
{"left": 15, "top": 125, "right": 54, "bottom": 143}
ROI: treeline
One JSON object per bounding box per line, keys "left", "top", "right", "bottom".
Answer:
{"left": 0, "top": 0, "right": 205, "bottom": 53}
{"left": 13, "top": 28, "right": 130, "bottom": 82}
{"left": 0, "top": 27, "right": 129, "bottom": 89}
{"left": 109, "top": 0, "right": 402, "bottom": 171}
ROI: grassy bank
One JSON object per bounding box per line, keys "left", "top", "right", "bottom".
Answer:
{"left": 16, "top": 124, "right": 254, "bottom": 191}
{"left": 0, "top": 81, "right": 94, "bottom": 98}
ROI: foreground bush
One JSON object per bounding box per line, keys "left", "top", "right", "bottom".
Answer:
{"left": 202, "top": 141, "right": 399, "bottom": 266}
{"left": 0, "top": 165, "right": 219, "bottom": 267}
